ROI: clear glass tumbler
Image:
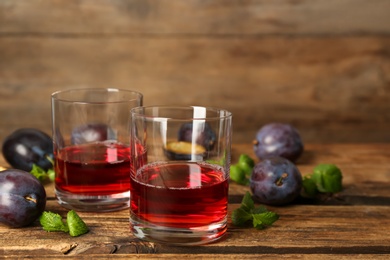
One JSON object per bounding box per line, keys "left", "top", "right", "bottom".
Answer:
{"left": 51, "top": 88, "right": 143, "bottom": 212}
{"left": 130, "top": 106, "right": 232, "bottom": 245}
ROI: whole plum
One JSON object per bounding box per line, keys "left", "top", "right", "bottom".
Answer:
{"left": 71, "top": 123, "right": 116, "bottom": 144}
{"left": 178, "top": 122, "right": 217, "bottom": 151}
{"left": 0, "top": 169, "right": 47, "bottom": 227}
{"left": 2, "top": 128, "right": 54, "bottom": 172}
{"left": 253, "top": 123, "right": 303, "bottom": 162}
{"left": 250, "top": 157, "right": 302, "bottom": 205}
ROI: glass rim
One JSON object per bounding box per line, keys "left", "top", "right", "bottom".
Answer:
{"left": 51, "top": 87, "right": 143, "bottom": 104}
{"left": 131, "top": 105, "right": 232, "bottom": 121}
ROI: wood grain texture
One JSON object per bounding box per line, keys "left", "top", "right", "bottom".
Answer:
{"left": 0, "top": 0, "right": 390, "bottom": 144}
{"left": 1, "top": 2, "right": 390, "bottom": 258}
{"left": 1, "top": 0, "right": 390, "bottom": 35}
{"left": 1, "top": 36, "right": 389, "bottom": 143}
{"left": 1, "top": 143, "right": 390, "bottom": 259}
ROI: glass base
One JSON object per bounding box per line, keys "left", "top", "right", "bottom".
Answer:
{"left": 130, "top": 212, "right": 227, "bottom": 246}
{"left": 55, "top": 189, "right": 130, "bottom": 212}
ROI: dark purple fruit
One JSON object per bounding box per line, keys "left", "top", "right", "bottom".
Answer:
{"left": 0, "top": 169, "right": 46, "bottom": 227}
{"left": 250, "top": 157, "right": 302, "bottom": 205}
{"left": 71, "top": 123, "right": 116, "bottom": 144}
{"left": 253, "top": 123, "right": 303, "bottom": 162}
{"left": 178, "top": 122, "right": 217, "bottom": 151}
{"left": 163, "top": 141, "right": 206, "bottom": 160}
{"left": 2, "top": 128, "right": 54, "bottom": 172}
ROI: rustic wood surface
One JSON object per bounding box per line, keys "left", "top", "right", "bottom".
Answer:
{"left": 1, "top": 0, "right": 390, "bottom": 144}
{"left": 1, "top": 143, "right": 390, "bottom": 259}
{"left": 1, "top": 2, "right": 390, "bottom": 257}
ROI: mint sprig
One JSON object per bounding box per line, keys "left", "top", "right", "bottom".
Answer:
{"left": 230, "top": 154, "right": 255, "bottom": 185}
{"left": 30, "top": 164, "right": 55, "bottom": 183}
{"left": 39, "top": 210, "right": 89, "bottom": 237}
{"left": 312, "top": 164, "right": 343, "bottom": 193}
{"left": 302, "top": 163, "right": 343, "bottom": 198}
{"left": 232, "top": 192, "right": 279, "bottom": 229}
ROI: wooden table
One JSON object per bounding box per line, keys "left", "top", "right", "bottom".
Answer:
{"left": 1, "top": 143, "right": 390, "bottom": 259}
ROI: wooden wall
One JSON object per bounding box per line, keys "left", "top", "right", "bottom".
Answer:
{"left": 1, "top": 0, "right": 390, "bottom": 145}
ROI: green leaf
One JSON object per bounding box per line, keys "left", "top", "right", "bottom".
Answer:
{"left": 256, "top": 211, "right": 279, "bottom": 226}
{"left": 206, "top": 152, "right": 226, "bottom": 166}
{"left": 231, "top": 191, "right": 279, "bottom": 230}
{"left": 67, "top": 210, "right": 89, "bottom": 237}
{"left": 230, "top": 165, "right": 247, "bottom": 185}
{"left": 240, "top": 191, "right": 255, "bottom": 212}
{"left": 251, "top": 205, "right": 269, "bottom": 214}
{"left": 252, "top": 211, "right": 279, "bottom": 229}
{"left": 30, "top": 164, "right": 49, "bottom": 183}
{"left": 231, "top": 207, "right": 253, "bottom": 226}
{"left": 301, "top": 175, "right": 318, "bottom": 197}
{"left": 238, "top": 154, "right": 255, "bottom": 177}
{"left": 238, "top": 154, "right": 255, "bottom": 168}
{"left": 30, "top": 164, "right": 56, "bottom": 184}
{"left": 312, "top": 164, "right": 343, "bottom": 193}
{"left": 39, "top": 211, "right": 69, "bottom": 232}
{"left": 47, "top": 169, "right": 55, "bottom": 181}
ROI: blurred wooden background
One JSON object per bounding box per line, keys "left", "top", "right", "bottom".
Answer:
{"left": 1, "top": 0, "right": 390, "bottom": 146}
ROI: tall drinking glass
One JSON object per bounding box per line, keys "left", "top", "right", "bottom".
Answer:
{"left": 130, "top": 106, "right": 232, "bottom": 245}
{"left": 51, "top": 88, "right": 143, "bottom": 212}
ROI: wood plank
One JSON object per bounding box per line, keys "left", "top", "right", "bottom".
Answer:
{"left": 1, "top": 0, "right": 390, "bottom": 35}
{"left": 1, "top": 37, "right": 389, "bottom": 143}
{"left": 1, "top": 201, "right": 389, "bottom": 256}
{"left": 1, "top": 1, "right": 390, "bottom": 144}
{"left": 1, "top": 0, "right": 390, "bottom": 257}
{"left": 1, "top": 143, "right": 390, "bottom": 258}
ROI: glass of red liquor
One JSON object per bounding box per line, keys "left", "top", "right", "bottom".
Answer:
{"left": 130, "top": 106, "right": 232, "bottom": 245}
{"left": 51, "top": 88, "right": 143, "bottom": 212}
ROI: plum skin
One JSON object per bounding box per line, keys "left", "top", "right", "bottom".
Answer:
{"left": 253, "top": 123, "right": 304, "bottom": 162}
{"left": 178, "top": 122, "right": 217, "bottom": 151}
{"left": 250, "top": 157, "right": 302, "bottom": 205}
{"left": 2, "top": 128, "right": 54, "bottom": 172}
{"left": 71, "top": 123, "right": 116, "bottom": 144}
{"left": 0, "top": 169, "right": 47, "bottom": 227}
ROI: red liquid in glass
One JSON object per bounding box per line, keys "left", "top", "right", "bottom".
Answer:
{"left": 55, "top": 142, "right": 131, "bottom": 195}
{"left": 130, "top": 162, "right": 229, "bottom": 228}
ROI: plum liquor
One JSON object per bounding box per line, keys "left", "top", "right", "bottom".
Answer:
{"left": 130, "top": 161, "right": 229, "bottom": 230}
{"left": 55, "top": 141, "right": 131, "bottom": 195}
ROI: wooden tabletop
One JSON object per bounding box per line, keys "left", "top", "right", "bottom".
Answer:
{"left": 1, "top": 143, "right": 390, "bottom": 259}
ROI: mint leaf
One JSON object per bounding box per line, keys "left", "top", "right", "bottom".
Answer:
{"left": 238, "top": 154, "right": 255, "bottom": 177}
{"left": 252, "top": 211, "right": 279, "bottom": 229}
{"left": 312, "top": 164, "right": 343, "bottom": 193}
{"left": 241, "top": 191, "right": 255, "bottom": 212}
{"left": 231, "top": 207, "right": 252, "bottom": 226}
{"left": 39, "top": 211, "right": 69, "bottom": 232}
{"left": 301, "top": 175, "right": 318, "bottom": 198}
{"left": 230, "top": 154, "right": 255, "bottom": 185}
{"left": 39, "top": 210, "right": 89, "bottom": 237}
{"left": 67, "top": 210, "right": 89, "bottom": 237}
{"left": 251, "top": 205, "right": 268, "bottom": 214}
{"left": 230, "top": 165, "right": 247, "bottom": 185}
{"left": 47, "top": 169, "right": 55, "bottom": 181}
{"left": 30, "top": 164, "right": 50, "bottom": 183}
{"left": 238, "top": 154, "right": 255, "bottom": 168}
{"left": 232, "top": 191, "right": 279, "bottom": 229}
{"left": 30, "top": 164, "right": 56, "bottom": 184}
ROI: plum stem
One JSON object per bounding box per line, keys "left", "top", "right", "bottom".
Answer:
{"left": 24, "top": 195, "right": 37, "bottom": 204}
{"left": 46, "top": 155, "right": 54, "bottom": 165}
{"left": 275, "top": 173, "right": 288, "bottom": 186}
